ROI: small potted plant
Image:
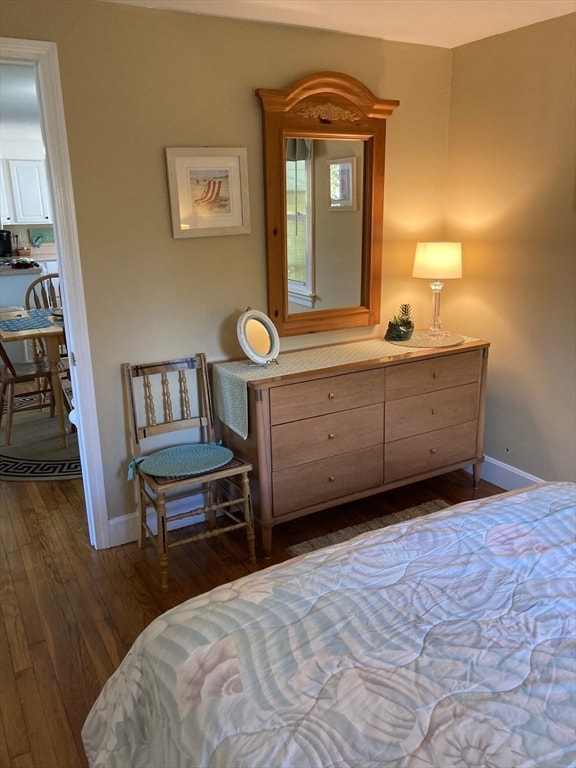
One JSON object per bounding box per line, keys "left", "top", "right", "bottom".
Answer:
{"left": 384, "top": 303, "right": 414, "bottom": 341}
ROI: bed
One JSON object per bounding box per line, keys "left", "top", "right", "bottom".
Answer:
{"left": 82, "top": 482, "right": 576, "bottom": 767}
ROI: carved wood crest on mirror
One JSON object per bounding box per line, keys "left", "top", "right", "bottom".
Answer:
{"left": 256, "top": 72, "right": 399, "bottom": 337}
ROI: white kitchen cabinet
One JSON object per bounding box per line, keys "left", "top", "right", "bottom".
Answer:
{"left": 0, "top": 163, "right": 16, "bottom": 225}
{"left": 7, "top": 160, "right": 52, "bottom": 224}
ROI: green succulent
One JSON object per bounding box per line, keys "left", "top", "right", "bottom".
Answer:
{"left": 391, "top": 303, "right": 413, "bottom": 327}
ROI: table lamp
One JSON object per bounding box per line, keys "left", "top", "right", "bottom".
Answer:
{"left": 412, "top": 242, "right": 462, "bottom": 339}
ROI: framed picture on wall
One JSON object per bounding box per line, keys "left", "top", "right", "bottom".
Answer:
{"left": 328, "top": 157, "right": 357, "bottom": 210}
{"left": 166, "top": 147, "right": 251, "bottom": 238}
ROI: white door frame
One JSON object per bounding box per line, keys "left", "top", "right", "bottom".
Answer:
{"left": 1, "top": 37, "right": 109, "bottom": 548}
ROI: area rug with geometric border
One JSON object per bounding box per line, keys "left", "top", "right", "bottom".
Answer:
{"left": 0, "top": 403, "right": 81, "bottom": 481}
{"left": 0, "top": 453, "right": 82, "bottom": 481}
{"left": 285, "top": 499, "right": 450, "bottom": 556}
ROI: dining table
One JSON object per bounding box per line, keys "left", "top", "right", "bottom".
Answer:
{"left": 0, "top": 307, "right": 68, "bottom": 447}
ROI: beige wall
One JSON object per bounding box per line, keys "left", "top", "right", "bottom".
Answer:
{"left": 1, "top": 2, "right": 573, "bottom": 533}
{"left": 1, "top": 0, "right": 451, "bottom": 526}
{"left": 446, "top": 15, "right": 576, "bottom": 481}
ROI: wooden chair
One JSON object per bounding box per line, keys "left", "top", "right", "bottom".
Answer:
{"left": 0, "top": 342, "right": 54, "bottom": 445}
{"left": 122, "top": 354, "right": 256, "bottom": 591}
{"left": 24, "top": 271, "right": 74, "bottom": 415}
{"left": 24, "top": 271, "right": 62, "bottom": 310}
{"left": 24, "top": 272, "right": 66, "bottom": 356}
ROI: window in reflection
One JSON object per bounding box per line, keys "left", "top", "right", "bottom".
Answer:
{"left": 286, "top": 139, "right": 315, "bottom": 308}
{"left": 329, "top": 157, "right": 357, "bottom": 210}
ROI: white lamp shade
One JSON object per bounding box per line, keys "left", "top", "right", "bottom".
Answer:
{"left": 413, "top": 242, "right": 462, "bottom": 279}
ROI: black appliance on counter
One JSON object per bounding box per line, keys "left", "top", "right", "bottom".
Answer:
{"left": 0, "top": 230, "right": 12, "bottom": 257}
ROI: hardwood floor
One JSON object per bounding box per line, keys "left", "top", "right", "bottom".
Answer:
{"left": 0, "top": 470, "right": 504, "bottom": 768}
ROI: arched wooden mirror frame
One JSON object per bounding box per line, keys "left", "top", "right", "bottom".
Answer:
{"left": 256, "top": 72, "right": 399, "bottom": 337}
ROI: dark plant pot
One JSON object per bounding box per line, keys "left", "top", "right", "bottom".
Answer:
{"left": 385, "top": 322, "right": 414, "bottom": 341}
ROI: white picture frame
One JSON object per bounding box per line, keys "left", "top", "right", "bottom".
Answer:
{"left": 166, "top": 147, "right": 251, "bottom": 238}
{"left": 328, "top": 156, "right": 357, "bottom": 210}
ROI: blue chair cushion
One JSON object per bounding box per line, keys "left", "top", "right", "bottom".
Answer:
{"left": 130, "top": 443, "right": 233, "bottom": 479}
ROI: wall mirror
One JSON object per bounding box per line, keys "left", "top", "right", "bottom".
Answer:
{"left": 256, "top": 72, "right": 399, "bottom": 336}
{"left": 237, "top": 308, "right": 280, "bottom": 366}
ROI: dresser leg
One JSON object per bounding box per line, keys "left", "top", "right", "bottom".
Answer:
{"left": 472, "top": 461, "right": 482, "bottom": 489}
{"left": 262, "top": 525, "right": 272, "bottom": 558}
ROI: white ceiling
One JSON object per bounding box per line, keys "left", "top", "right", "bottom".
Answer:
{"left": 102, "top": 0, "right": 575, "bottom": 48}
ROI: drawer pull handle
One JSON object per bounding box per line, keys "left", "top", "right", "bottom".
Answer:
{"left": 328, "top": 393, "right": 335, "bottom": 399}
{"left": 431, "top": 408, "right": 438, "bottom": 415}
{"left": 328, "top": 476, "right": 335, "bottom": 482}
{"left": 432, "top": 371, "right": 439, "bottom": 379}
{"left": 430, "top": 448, "right": 437, "bottom": 455}
{"left": 328, "top": 433, "right": 335, "bottom": 440}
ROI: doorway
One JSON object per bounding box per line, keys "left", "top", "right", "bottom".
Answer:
{"left": 1, "top": 37, "right": 109, "bottom": 548}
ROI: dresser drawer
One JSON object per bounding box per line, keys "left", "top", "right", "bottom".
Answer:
{"left": 273, "top": 445, "right": 384, "bottom": 517}
{"left": 272, "top": 403, "right": 383, "bottom": 470}
{"left": 270, "top": 369, "right": 385, "bottom": 424}
{"left": 385, "top": 383, "right": 479, "bottom": 443}
{"left": 385, "top": 421, "right": 477, "bottom": 483}
{"left": 386, "top": 350, "right": 481, "bottom": 400}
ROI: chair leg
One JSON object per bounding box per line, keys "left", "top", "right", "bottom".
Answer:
{"left": 137, "top": 482, "right": 147, "bottom": 549}
{"left": 49, "top": 379, "right": 56, "bottom": 416}
{"left": 38, "top": 376, "right": 51, "bottom": 411}
{"left": 0, "top": 382, "right": 6, "bottom": 436}
{"left": 206, "top": 481, "right": 217, "bottom": 529}
{"left": 242, "top": 472, "right": 256, "bottom": 563}
{"left": 5, "top": 382, "right": 14, "bottom": 446}
{"left": 156, "top": 496, "right": 169, "bottom": 592}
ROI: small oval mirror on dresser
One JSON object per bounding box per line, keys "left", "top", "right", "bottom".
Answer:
{"left": 237, "top": 308, "right": 280, "bottom": 366}
{"left": 256, "top": 72, "right": 399, "bottom": 337}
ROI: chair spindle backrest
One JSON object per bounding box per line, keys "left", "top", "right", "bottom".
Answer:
{"left": 142, "top": 368, "right": 193, "bottom": 426}
{"left": 123, "top": 354, "right": 215, "bottom": 458}
{"left": 25, "top": 273, "right": 61, "bottom": 310}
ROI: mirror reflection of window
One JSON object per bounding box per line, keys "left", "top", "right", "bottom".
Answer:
{"left": 285, "top": 139, "right": 315, "bottom": 308}
{"left": 286, "top": 159, "right": 308, "bottom": 282}
{"left": 285, "top": 138, "right": 365, "bottom": 316}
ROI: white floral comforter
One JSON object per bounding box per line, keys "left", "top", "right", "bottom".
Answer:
{"left": 82, "top": 482, "right": 576, "bottom": 768}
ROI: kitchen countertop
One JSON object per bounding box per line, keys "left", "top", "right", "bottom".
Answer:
{"left": 0, "top": 265, "right": 44, "bottom": 276}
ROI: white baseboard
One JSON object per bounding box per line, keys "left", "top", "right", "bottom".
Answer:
{"left": 467, "top": 455, "right": 543, "bottom": 491}
{"left": 109, "top": 510, "right": 139, "bottom": 547}
{"left": 108, "top": 494, "right": 205, "bottom": 547}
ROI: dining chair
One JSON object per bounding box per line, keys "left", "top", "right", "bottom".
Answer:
{"left": 0, "top": 342, "right": 54, "bottom": 445}
{"left": 122, "top": 353, "right": 256, "bottom": 592}
{"left": 24, "top": 272, "right": 62, "bottom": 311}
{"left": 24, "top": 271, "right": 73, "bottom": 415}
{"left": 24, "top": 272, "right": 67, "bottom": 358}
{"left": 24, "top": 272, "right": 68, "bottom": 352}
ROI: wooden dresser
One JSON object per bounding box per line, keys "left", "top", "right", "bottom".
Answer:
{"left": 214, "top": 339, "right": 489, "bottom": 555}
